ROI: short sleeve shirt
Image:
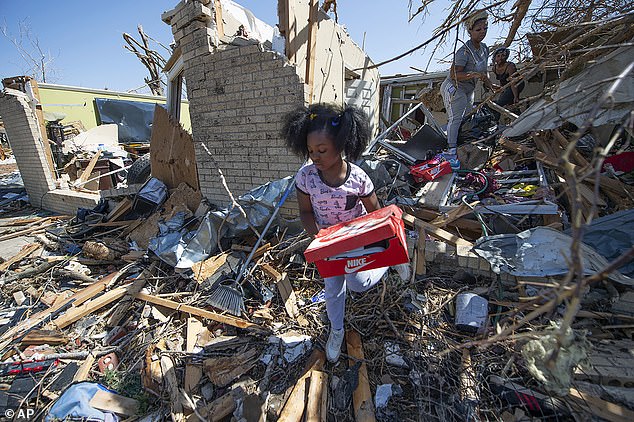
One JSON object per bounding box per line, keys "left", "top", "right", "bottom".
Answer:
{"left": 295, "top": 162, "right": 374, "bottom": 229}
{"left": 447, "top": 40, "right": 489, "bottom": 95}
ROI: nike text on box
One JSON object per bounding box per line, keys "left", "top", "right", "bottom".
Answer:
{"left": 304, "top": 205, "right": 409, "bottom": 278}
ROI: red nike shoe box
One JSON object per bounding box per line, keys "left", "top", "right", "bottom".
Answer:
{"left": 304, "top": 205, "right": 409, "bottom": 278}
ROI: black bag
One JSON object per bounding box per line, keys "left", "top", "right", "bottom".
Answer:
{"left": 458, "top": 104, "right": 498, "bottom": 144}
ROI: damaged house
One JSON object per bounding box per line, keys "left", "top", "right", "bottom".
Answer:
{"left": 0, "top": 1, "right": 634, "bottom": 421}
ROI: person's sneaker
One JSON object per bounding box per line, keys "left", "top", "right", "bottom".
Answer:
{"left": 394, "top": 263, "right": 411, "bottom": 281}
{"left": 326, "top": 328, "right": 345, "bottom": 362}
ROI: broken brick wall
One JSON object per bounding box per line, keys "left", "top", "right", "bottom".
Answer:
{"left": 0, "top": 89, "right": 56, "bottom": 207}
{"left": 0, "top": 89, "right": 101, "bottom": 215}
{"left": 167, "top": 0, "right": 305, "bottom": 212}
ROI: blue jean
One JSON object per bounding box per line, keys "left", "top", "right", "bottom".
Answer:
{"left": 324, "top": 267, "right": 389, "bottom": 330}
{"left": 441, "top": 79, "right": 474, "bottom": 150}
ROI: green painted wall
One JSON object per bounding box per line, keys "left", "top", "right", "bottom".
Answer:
{"left": 38, "top": 83, "right": 191, "bottom": 132}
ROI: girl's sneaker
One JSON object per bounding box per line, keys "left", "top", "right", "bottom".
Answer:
{"left": 326, "top": 328, "right": 345, "bottom": 362}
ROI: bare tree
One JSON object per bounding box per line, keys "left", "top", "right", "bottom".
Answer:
{"left": 123, "top": 25, "right": 169, "bottom": 96}
{"left": 1, "top": 19, "right": 59, "bottom": 82}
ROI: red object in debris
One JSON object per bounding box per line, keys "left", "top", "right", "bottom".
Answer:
{"left": 603, "top": 151, "right": 634, "bottom": 173}
{"left": 410, "top": 160, "right": 452, "bottom": 182}
{"left": 98, "top": 353, "right": 119, "bottom": 373}
{"left": 304, "top": 205, "right": 409, "bottom": 278}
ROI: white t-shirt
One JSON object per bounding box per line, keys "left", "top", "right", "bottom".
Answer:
{"left": 295, "top": 162, "right": 374, "bottom": 229}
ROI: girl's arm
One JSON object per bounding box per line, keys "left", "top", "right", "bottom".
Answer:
{"left": 508, "top": 63, "right": 520, "bottom": 103}
{"left": 297, "top": 190, "right": 319, "bottom": 236}
{"left": 360, "top": 192, "right": 380, "bottom": 213}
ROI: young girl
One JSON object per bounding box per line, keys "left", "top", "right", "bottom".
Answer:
{"left": 281, "top": 103, "right": 397, "bottom": 362}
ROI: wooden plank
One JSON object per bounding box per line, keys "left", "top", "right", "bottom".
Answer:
{"left": 305, "top": 0, "right": 319, "bottom": 104}
{"left": 403, "top": 213, "right": 473, "bottom": 248}
{"left": 415, "top": 226, "right": 426, "bottom": 276}
{"left": 107, "top": 265, "right": 154, "bottom": 327}
{"left": 203, "top": 348, "right": 259, "bottom": 387}
{"left": 79, "top": 150, "right": 102, "bottom": 183}
{"left": 0, "top": 269, "right": 124, "bottom": 346}
{"left": 306, "top": 370, "right": 327, "bottom": 422}
{"left": 191, "top": 252, "right": 228, "bottom": 283}
{"left": 0, "top": 243, "right": 39, "bottom": 272}
{"left": 195, "top": 387, "right": 243, "bottom": 422}
{"left": 51, "top": 286, "right": 128, "bottom": 329}
{"left": 430, "top": 201, "right": 476, "bottom": 228}
{"left": 134, "top": 292, "right": 267, "bottom": 332}
{"left": 278, "top": 350, "right": 325, "bottom": 422}
{"left": 214, "top": 0, "right": 224, "bottom": 37}
{"left": 74, "top": 353, "right": 95, "bottom": 382}
{"left": 150, "top": 104, "right": 199, "bottom": 191}
{"left": 277, "top": 273, "right": 308, "bottom": 326}
{"left": 161, "top": 355, "right": 185, "bottom": 422}
{"left": 90, "top": 389, "right": 139, "bottom": 416}
{"left": 184, "top": 317, "right": 204, "bottom": 393}
{"left": 346, "top": 330, "right": 375, "bottom": 422}
{"left": 106, "top": 197, "right": 132, "bottom": 222}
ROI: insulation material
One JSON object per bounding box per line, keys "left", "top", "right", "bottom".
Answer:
{"left": 521, "top": 323, "right": 590, "bottom": 396}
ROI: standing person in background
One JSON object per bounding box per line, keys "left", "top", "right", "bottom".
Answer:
{"left": 492, "top": 47, "right": 524, "bottom": 108}
{"left": 281, "top": 103, "right": 410, "bottom": 363}
{"left": 440, "top": 10, "right": 492, "bottom": 166}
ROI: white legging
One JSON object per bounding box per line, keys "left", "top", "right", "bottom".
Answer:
{"left": 441, "top": 79, "right": 474, "bottom": 150}
{"left": 324, "top": 267, "right": 389, "bottom": 330}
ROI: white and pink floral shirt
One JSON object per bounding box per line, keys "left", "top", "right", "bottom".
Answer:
{"left": 295, "top": 162, "right": 374, "bottom": 229}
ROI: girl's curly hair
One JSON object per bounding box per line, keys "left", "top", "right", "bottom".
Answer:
{"left": 280, "top": 103, "right": 371, "bottom": 162}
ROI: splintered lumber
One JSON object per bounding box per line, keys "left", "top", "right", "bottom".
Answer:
{"left": 0, "top": 269, "right": 125, "bottom": 347}
{"left": 278, "top": 349, "right": 325, "bottom": 422}
{"left": 0, "top": 243, "right": 39, "bottom": 272}
{"left": 415, "top": 226, "right": 426, "bottom": 276}
{"left": 195, "top": 387, "right": 244, "bottom": 422}
{"left": 203, "top": 348, "right": 259, "bottom": 387}
{"left": 51, "top": 286, "right": 128, "bottom": 329}
{"left": 191, "top": 252, "right": 228, "bottom": 283}
{"left": 90, "top": 390, "right": 139, "bottom": 416}
{"left": 459, "top": 349, "right": 480, "bottom": 420}
{"left": 277, "top": 273, "right": 309, "bottom": 326}
{"left": 0, "top": 218, "right": 57, "bottom": 242}
{"left": 134, "top": 292, "right": 267, "bottom": 332}
{"left": 185, "top": 317, "right": 204, "bottom": 393}
{"left": 1, "top": 261, "right": 57, "bottom": 283}
{"left": 161, "top": 355, "right": 185, "bottom": 422}
{"left": 346, "top": 330, "right": 376, "bottom": 422}
{"left": 74, "top": 353, "right": 95, "bottom": 382}
{"left": 107, "top": 264, "right": 155, "bottom": 327}
{"left": 20, "top": 330, "right": 67, "bottom": 346}
{"left": 403, "top": 213, "right": 473, "bottom": 248}
{"left": 306, "top": 370, "right": 328, "bottom": 422}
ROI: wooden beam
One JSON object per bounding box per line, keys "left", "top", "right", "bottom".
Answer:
{"left": 0, "top": 243, "right": 39, "bottom": 272}
{"left": 346, "top": 330, "right": 376, "bottom": 422}
{"left": 51, "top": 286, "right": 128, "bottom": 329}
{"left": 90, "top": 390, "right": 139, "bottom": 416}
{"left": 277, "top": 273, "right": 309, "bottom": 326}
{"left": 134, "top": 292, "right": 267, "bottom": 333}
{"left": 402, "top": 213, "right": 473, "bottom": 248}
{"left": 161, "top": 355, "right": 185, "bottom": 422}
{"left": 79, "top": 150, "right": 102, "bottom": 184}
{"left": 306, "top": 370, "right": 327, "bottom": 422}
{"left": 569, "top": 388, "right": 634, "bottom": 422}
{"left": 214, "top": 0, "right": 224, "bottom": 37}
{"left": 184, "top": 317, "right": 204, "bottom": 394}
{"left": 305, "top": 0, "right": 319, "bottom": 104}
{"left": 278, "top": 349, "right": 325, "bottom": 422}
{"left": 107, "top": 265, "right": 154, "bottom": 327}
{"left": 74, "top": 353, "right": 95, "bottom": 382}
{"left": 415, "top": 226, "right": 426, "bottom": 276}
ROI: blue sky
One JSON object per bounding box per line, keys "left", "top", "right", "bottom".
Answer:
{"left": 0, "top": 1, "right": 507, "bottom": 93}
